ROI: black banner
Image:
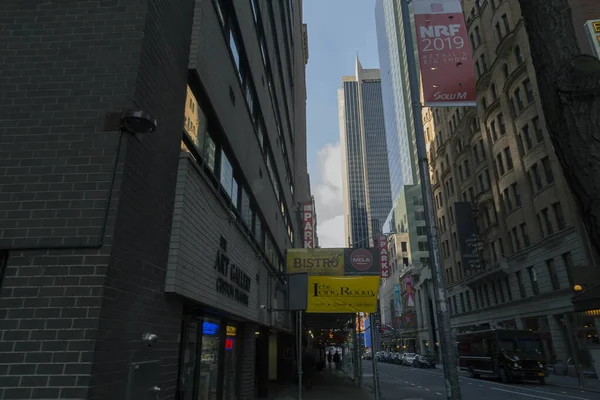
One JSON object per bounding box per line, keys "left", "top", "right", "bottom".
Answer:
{"left": 343, "top": 247, "right": 380, "bottom": 276}
{"left": 454, "top": 202, "right": 482, "bottom": 275}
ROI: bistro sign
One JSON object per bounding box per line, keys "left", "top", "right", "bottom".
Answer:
{"left": 215, "top": 250, "right": 251, "bottom": 306}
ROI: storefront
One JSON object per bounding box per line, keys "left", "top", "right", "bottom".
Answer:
{"left": 165, "top": 153, "right": 293, "bottom": 399}
{"left": 177, "top": 313, "right": 259, "bottom": 400}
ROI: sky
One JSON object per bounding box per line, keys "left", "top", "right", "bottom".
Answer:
{"left": 303, "top": 0, "right": 380, "bottom": 248}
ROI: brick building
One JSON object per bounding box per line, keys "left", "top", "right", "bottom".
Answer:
{"left": 423, "top": 0, "right": 600, "bottom": 370}
{"left": 0, "top": 0, "right": 309, "bottom": 399}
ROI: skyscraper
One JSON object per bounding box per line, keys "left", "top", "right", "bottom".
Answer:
{"left": 375, "top": 0, "right": 420, "bottom": 201}
{"left": 339, "top": 58, "right": 393, "bottom": 247}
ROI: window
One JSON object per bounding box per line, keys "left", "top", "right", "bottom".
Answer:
{"left": 561, "top": 252, "right": 575, "bottom": 287}
{"left": 491, "top": 281, "right": 499, "bottom": 305}
{"left": 464, "top": 160, "right": 471, "bottom": 177}
{"left": 528, "top": 266, "right": 540, "bottom": 295}
{"left": 530, "top": 164, "right": 543, "bottom": 191}
{"left": 490, "top": 120, "right": 498, "bottom": 141}
{"left": 522, "top": 124, "right": 533, "bottom": 150}
{"left": 498, "top": 279, "right": 506, "bottom": 303}
{"left": 502, "top": 14, "right": 510, "bottom": 33}
{"left": 473, "top": 144, "right": 480, "bottom": 164}
{"left": 229, "top": 31, "right": 241, "bottom": 77}
{"left": 504, "top": 147, "right": 513, "bottom": 170}
{"left": 546, "top": 259, "right": 560, "bottom": 290}
{"left": 516, "top": 271, "right": 527, "bottom": 298}
{"left": 220, "top": 152, "right": 235, "bottom": 199}
{"left": 495, "top": 22, "right": 503, "bottom": 41}
{"left": 491, "top": 83, "right": 498, "bottom": 100}
{"left": 504, "top": 188, "right": 512, "bottom": 211}
{"left": 514, "top": 46, "right": 524, "bottom": 64}
{"left": 511, "top": 183, "right": 521, "bottom": 207}
{"left": 524, "top": 78, "right": 534, "bottom": 103}
{"left": 541, "top": 208, "right": 553, "bottom": 235}
{"left": 466, "top": 291, "right": 472, "bottom": 311}
{"left": 199, "top": 317, "right": 221, "bottom": 399}
{"left": 502, "top": 64, "right": 510, "bottom": 78}
{"left": 513, "top": 87, "right": 524, "bottom": 112}
{"left": 520, "top": 223, "right": 530, "bottom": 247}
{"left": 475, "top": 26, "right": 481, "bottom": 44}
{"left": 511, "top": 227, "right": 521, "bottom": 251}
{"left": 418, "top": 241, "right": 429, "bottom": 252}
{"left": 460, "top": 293, "right": 466, "bottom": 312}
{"left": 541, "top": 157, "right": 554, "bottom": 184}
{"left": 553, "top": 202, "right": 566, "bottom": 230}
{"left": 498, "top": 113, "right": 506, "bottom": 134}
{"left": 496, "top": 154, "right": 505, "bottom": 176}
{"left": 504, "top": 276, "right": 513, "bottom": 301}
{"left": 401, "top": 242, "right": 408, "bottom": 252}
{"left": 532, "top": 116, "right": 544, "bottom": 142}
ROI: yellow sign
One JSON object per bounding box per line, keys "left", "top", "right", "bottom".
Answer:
{"left": 226, "top": 326, "right": 237, "bottom": 336}
{"left": 306, "top": 276, "right": 379, "bottom": 313}
{"left": 286, "top": 248, "right": 344, "bottom": 275}
{"left": 593, "top": 21, "right": 600, "bottom": 33}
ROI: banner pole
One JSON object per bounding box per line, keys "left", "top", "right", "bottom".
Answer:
{"left": 400, "top": 1, "right": 462, "bottom": 399}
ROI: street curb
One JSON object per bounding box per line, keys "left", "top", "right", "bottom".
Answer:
{"left": 547, "top": 382, "right": 600, "bottom": 394}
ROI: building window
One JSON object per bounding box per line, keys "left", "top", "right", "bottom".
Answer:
{"left": 401, "top": 242, "right": 408, "bottom": 252}
{"left": 546, "top": 259, "right": 561, "bottom": 290}
{"left": 220, "top": 151, "right": 235, "bottom": 199}
{"left": 491, "top": 83, "right": 498, "bottom": 100}
{"left": 516, "top": 271, "right": 527, "bottom": 298}
{"left": 520, "top": 223, "right": 531, "bottom": 247}
{"left": 504, "top": 276, "right": 513, "bottom": 301}
{"left": 504, "top": 147, "right": 513, "bottom": 170}
{"left": 530, "top": 164, "right": 543, "bottom": 191}
{"left": 502, "top": 64, "right": 510, "bottom": 78}
{"left": 498, "top": 113, "right": 506, "bottom": 134}
{"left": 561, "top": 252, "right": 575, "bottom": 287}
{"left": 541, "top": 157, "right": 554, "bottom": 184}
{"left": 496, "top": 153, "right": 505, "bottom": 176}
{"left": 223, "top": 323, "right": 239, "bottom": 400}
{"left": 502, "top": 14, "right": 510, "bottom": 33}
{"left": 541, "top": 208, "right": 553, "bottom": 235}
{"left": 498, "top": 279, "right": 506, "bottom": 303}
{"left": 522, "top": 124, "right": 533, "bottom": 150}
{"left": 199, "top": 318, "right": 221, "bottom": 399}
{"left": 528, "top": 266, "right": 540, "bottom": 295}
{"left": 532, "top": 116, "right": 544, "bottom": 142}
{"left": 495, "top": 22, "right": 502, "bottom": 41}
{"left": 511, "top": 183, "right": 521, "bottom": 207}
{"left": 524, "top": 78, "right": 534, "bottom": 103}
{"left": 229, "top": 31, "right": 241, "bottom": 78}
{"left": 513, "top": 87, "right": 524, "bottom": 112}
{"left": 503, "top": 188, "right": 512, "bottom": 211}
{"left": 514, "top": 46, "right": 524, "bottom": 64}
{"left": 511, "top": 227, "right": 521, "bottom": 251}
{"left": 553, "top": 202, "right": 566, "bottom": 230}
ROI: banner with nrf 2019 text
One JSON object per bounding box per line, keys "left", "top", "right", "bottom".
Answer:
{"left": 413, "top": 0, "right": 476, "bottom": 106}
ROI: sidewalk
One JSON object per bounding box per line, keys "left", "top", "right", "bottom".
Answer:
{"left": 270, "top": 367, "right": 373, "bottom": 400}
{"left": 545, "top": 374, "right": 600, "bottom": 393}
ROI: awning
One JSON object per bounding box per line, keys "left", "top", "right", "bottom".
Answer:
{"left": 572, "top": 284, "right": 600, "bottom": 312}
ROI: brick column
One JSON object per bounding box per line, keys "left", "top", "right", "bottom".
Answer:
{"left": 238, "top": 323, "right": 257, "bottom": 400}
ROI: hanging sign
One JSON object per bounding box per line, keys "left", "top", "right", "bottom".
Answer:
{"left": 306, "top": 276, "right": 380, "bottom": 313}
{"left": 413, "top": 0, "right": 477, "bottom": 106}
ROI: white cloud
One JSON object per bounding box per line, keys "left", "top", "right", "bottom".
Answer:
{"left": 313, "top": 142, "right": 345, "bottom": 248}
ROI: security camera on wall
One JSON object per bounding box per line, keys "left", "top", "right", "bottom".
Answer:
{"left": 260, "top": 304, "right": 267, "bottom": 310}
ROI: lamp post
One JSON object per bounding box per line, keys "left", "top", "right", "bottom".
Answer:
{"left": 400, "top": 1, "right": 462, "bottom": 398}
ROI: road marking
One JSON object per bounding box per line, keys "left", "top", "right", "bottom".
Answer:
{"left": 425, "top": 388, "right": 430, "bottom": 391}
{"left": 435, "top": 392, "right": 442, "bottom": 396}
{"left": 491, "top": 387, "right": 555, "bottom": 399}
{"left": 417, "top": 385, "right": 422, "bottom": 388}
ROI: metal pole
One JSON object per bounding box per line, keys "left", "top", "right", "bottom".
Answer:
{"left": 371, "top": 313, "right": 382, "bottom": 400}
{"left": 563, "top": 312, "right": 585, "bottom": 389}
{"left": 298, "top": 311, "right": 303, "bottom": 400}
{"left": 353, "top": 317, "right": 359, "bottom": 385}
{"left": 400, "top": 1, "right": 461, "bottom": 399}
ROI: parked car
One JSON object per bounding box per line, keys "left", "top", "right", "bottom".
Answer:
{"left": 414, "top": 354, "right": 436, "bottom": 368}
{"left": 401, "top": 353, "right": 417, "bottom": 366}
{"left": 391, "top": 352, "right": 402, "bottom": 364}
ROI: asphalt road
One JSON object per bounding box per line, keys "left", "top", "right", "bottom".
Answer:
{"left": 363, "top": 361, "right": 595, "bottom": 400}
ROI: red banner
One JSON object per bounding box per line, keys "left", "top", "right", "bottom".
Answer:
{"left": 413, "top": 0, "right": 476, "bottom": 106}
{"left": 302, "top": 202, "right": 314, "bottom": 248}
{"left": 377, "top": 234, "right": 390, "bottom": 278}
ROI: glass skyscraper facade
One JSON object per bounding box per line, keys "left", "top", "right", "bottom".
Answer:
{"left": 339, "top": 58, "right": 393, "bottom": 247}
{"left": 375, "top": 0, "right": 420, "bottom": 233}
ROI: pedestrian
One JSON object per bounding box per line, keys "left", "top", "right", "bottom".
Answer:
{"left": 327, "top": 351, "right": 333, "bottom": 368}
{"left": 302, "top": 349, "right": 316, "bottom": 389}
{"left": 333, "top": 351, "right": 341, "bottom": 370}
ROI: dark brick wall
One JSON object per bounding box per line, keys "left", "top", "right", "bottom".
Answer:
{"left": 87, "top": 0, "right": 195, "bottom": 397}
{"left": 0, "top": 0, "right": 194, "bottom": 399}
